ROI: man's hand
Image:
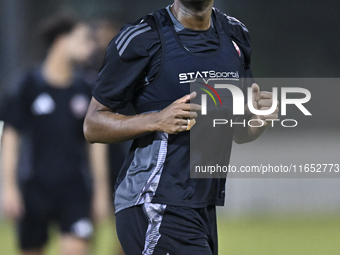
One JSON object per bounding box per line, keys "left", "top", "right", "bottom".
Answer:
{"left": 2, "top": 185, "right": 24, "bottom": 220}
{"left": 234, "top": 83, "right": 279, "bottom": 144}
{"left": 153, "top": 92, "right": 201, "bottom": 134}
{"left": 251, "top": 83, "right": 279, "bottom": 127}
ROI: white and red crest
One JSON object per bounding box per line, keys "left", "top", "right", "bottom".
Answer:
{"left": 232, "top": 41, "right": 241, "bottom": 57}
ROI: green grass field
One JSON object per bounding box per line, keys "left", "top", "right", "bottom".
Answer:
{"left": 217, "top": 214, "right": 340, "bottom": 255}
{"left": 0, "top": 214, "right": 339, "bottom": 255}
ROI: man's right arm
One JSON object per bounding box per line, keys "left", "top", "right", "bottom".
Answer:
{"left": 1, "top": 125, "right": 24, "bottom": 219}
{"left": 83, "top": 92, "right": 200, "bottom": 144}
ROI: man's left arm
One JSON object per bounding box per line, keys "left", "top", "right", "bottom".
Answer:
{"left": 233, "top": 83, "right": 279, "bottom": 144}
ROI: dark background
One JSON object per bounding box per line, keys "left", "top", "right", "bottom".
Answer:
{"left": 1, "top": 0, "right": 339, "bottom": 125}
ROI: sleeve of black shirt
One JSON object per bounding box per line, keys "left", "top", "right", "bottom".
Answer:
{"left": 222, "top": 14, "right": 252, "bottom": 71}
{"left": 1, "top": 74, "right": 32, "bottom": 131}
{"left": 92, "top": 16, "right": 160, "bottom": 110}
{"left": 218, "top": 11, "right": 254, "bottom": 106}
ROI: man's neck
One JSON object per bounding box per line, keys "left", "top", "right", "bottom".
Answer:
{"left": 41, "top": 44, "right": 73, "bottom": 88}
{"left": 171, "top": 0, "right": 214, "bottom": 30}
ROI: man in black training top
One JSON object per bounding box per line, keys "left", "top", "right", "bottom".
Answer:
{"left": 84, "top": 0, "right": 279, "bottom": 254}
{"left": 0, "top": 15, "right": 111, "bottom": 255}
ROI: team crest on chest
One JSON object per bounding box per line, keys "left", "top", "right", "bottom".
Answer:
{"left": 31, "top": 93, "right": 55, "bottom": 115}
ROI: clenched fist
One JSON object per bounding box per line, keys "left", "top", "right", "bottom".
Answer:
{"left": 251, "top": 83, "right": 279, "bottom": 127}
{"left": 153, "top": 92, "right": 201, "bottom": 134}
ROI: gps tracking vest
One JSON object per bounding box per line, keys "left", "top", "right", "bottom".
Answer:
{"left": 114, "top": 8, "right": 248, "bottom": 212}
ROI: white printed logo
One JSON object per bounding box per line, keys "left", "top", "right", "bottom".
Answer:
{"left": 179, "top": 70, "right": 240, "bottom": 84}
{"left": 70, "top": 94, "right": 89, "bottom": 118}
{"left": 31, "top": 93, "right": 55, "bottom": 115}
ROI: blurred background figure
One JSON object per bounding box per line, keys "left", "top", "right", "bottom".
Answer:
{"left": 84, "top": 18, "right": 132, "bottom": 255}
{"left": 82, "top": 19, "right": 121, "bottom": 85}
{"left": 84, "top": 17, "right": 134, "bottom": 200}
{"left": 0, "top": 14, "right": 111, "bottom": 255}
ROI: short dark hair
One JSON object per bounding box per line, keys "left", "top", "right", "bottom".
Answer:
{"left": 39, "top": 14, "right": 78, "bottom": 48}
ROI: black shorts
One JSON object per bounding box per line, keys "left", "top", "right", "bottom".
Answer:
{"left": 18, "top": 179, "right": 93, "bottom": 250}
{"left": 116, "top": 203, "right": 218, "bottom": 255}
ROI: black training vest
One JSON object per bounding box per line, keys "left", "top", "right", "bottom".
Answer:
{"left": 115, "top": 8, "right": 246, "bottom": 210}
